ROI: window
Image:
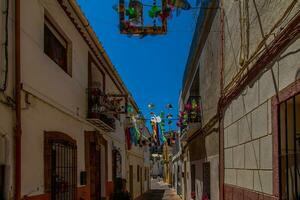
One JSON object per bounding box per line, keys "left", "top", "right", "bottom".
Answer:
{"left": 89, "top": 59, "right": 105, "bottom": 92}
{"left": 279, "top": 94, "right": 300, "bottom": 200}
{"left": 44, "top": 16, "right": 71, "bottom": 75}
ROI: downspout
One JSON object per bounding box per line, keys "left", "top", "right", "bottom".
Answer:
{"left": 0, "top": 0, "right": 9, "bottom": 91}
{"left": 219, "top": 0, "right": 225, "bottom": 200}
{"left": 15, "top": 0, "right": 21, "bottom": 199}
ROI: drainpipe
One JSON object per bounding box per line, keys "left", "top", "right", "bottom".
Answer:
{"left": 219, "top": 0, "right": 225, "bottom": 200}
{"left": 15, "top": 0, "right": 21, "bottom": 199}
{"left": 0, "top": 0, "right": 9, "bottom": 91}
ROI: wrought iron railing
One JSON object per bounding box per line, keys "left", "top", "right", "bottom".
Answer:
{"left": 186, "top": 95, "right": 202, "bottom": 124}
{"left": 178, "top": 96, "right": 202, "bottom": 135}
{"left": 87, "top": 88, "right": 116, "bottom": 129}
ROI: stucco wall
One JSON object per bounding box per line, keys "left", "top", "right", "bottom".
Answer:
{"left": 223, "top": 0, "right": 300, "bottom": 195}
{"left": 0, "top": 0, "right": 17, "bottom": 198}
{"left": 21, "top": 0, "right": 89, "bottom": 118}
{"left": 127, "top": 151, "right": 144, "bottom": 199}
{"left": 18, "top": 0, "right": 130, "bottom": 197}
{"left": 182, "top": 6, "right": 221, "bottom": 200}
{"left": 198, "top": 9, "right": 221, "bottom": 126}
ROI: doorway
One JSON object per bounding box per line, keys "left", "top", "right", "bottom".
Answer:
{"left": 129, "top": 165, "right": 133, "bottom": 197}
{"left": 85, "top": 131, "right": 107, "bottom": 200}
{"left": 89, "top": 143, "right": 101, "bottom": 200}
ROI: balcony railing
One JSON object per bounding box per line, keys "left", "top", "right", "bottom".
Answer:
{"left": 179, "top": 96, "right": 202, "bottom": 138}
{"left": 186, "top": 96, "right": 202, "bottom": 124}
{"left": 87, "top": 88, "right": 116, "bottom": 131}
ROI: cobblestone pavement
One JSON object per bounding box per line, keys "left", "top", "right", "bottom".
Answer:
{"left": 136, "top": 178, "right": 181, "bottom": 200}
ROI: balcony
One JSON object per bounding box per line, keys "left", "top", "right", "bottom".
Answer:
{"left": 87, "top": 88, "right": 117, "bottom": 132}
{"left": 186, "top": 96, "right": 202, "bottom": 124}
{"left": 179, "top": 96, "right": 202, "bottom": 141}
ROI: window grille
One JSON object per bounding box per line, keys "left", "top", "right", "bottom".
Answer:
{"left": 279, "top": 94, "right": 300, "bottom": 200}
{"left": 50, "top": 141, "right": 77, "bottom": 200}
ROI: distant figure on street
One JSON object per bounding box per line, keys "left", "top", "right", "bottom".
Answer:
{"left": 110, "top": 178, "right": 132, "bottom": 200}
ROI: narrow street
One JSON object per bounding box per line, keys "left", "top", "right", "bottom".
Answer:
{"left": 136, "top": 179, "right": 181, "bottom": 200}
{"left": 1, "top": 1, "right": 300, "bottom": 200}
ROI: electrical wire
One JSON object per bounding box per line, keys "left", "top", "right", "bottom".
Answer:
{"left": 223, "top": 0, "right": 298, "bottom": 95}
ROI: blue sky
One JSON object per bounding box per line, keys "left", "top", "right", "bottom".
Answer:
{"left": 77, "top": 0, "right": 199, "bottom": 130}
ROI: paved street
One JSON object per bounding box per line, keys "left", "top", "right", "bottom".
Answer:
{"left": 136, "top": 178, "right": 181, "bottom": 200}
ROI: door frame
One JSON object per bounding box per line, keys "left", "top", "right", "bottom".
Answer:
{"left": 85, "top": 131, "right": 108, "bottom": 199}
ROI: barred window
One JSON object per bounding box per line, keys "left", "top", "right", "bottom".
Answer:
{"left": 279, "top": 94, "right": 300, "bottom": 200}
{"left": 44, "top": 132, "right": 77, "bottom": 200}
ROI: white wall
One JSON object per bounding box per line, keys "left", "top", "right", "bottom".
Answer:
{"left": 21, "top": 0, "right": 89, "bottom": 119}
{"left": 19, "top": 0, "right": 130, "bottom": 197}
{"left": 0, "top": 0, "right": 17, "bottom": 198}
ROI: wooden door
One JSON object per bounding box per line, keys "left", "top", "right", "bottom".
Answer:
{"left": 90, "top": 143, "right": 101, "bottom": 200}
{"left": 129, "top": 165, "right": 133, "bottom": 197}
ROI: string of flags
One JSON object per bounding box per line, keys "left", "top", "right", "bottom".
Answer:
{"left": 124, "top": 97, "right": 202, "bottom": 149}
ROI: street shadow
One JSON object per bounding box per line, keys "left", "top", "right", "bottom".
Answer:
{"left": 138, "top": 190, "right": 165, "bottom": 200}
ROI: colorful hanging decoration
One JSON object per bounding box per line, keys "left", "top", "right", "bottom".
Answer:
{"left": 160, "top": 7, "right": 172, "bottom": 20}
{"left": 117, "top": 0, "right": 193, "bottom": 36}
{"left": 151, "top": 120, "right": 159, "bottom": 145}
{"left": 166, "top": 113, "right": 173, "bottom": 119}
{"left": 148, "top": 5, "right": 161, "bottom": 18}
{"left": 127, "top": 104, "right": 134, "bottom": 114}
{"left": 168, "top": 0, "right": 191, "bottom": 10}
{"left": 127, "top": 0, "right": 143, "bottom": 24}
{"left": 166, "top": 103, "right": 173, "bottom": 109}
{"left": 148, "top": 103, "right": 155, "bottom": 110}
{"left": 119, "top": 0, "right": 168, "bottom": 35}
{"left": 159, "top": 112, "right": 167, "bottom": 144}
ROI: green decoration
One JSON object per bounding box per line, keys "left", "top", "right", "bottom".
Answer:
{"left": 148, "top": 5, "right": 161, "bottom": 18}
{"left": 127, "top": 104, "right": 134, "bottom": 113}
{"left": 126, "top": 7, "right": 137, "bottom": 19}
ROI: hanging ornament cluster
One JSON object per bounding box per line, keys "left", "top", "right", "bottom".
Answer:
{"left": 118, "top": 0, "right": 191, "bottom": 36}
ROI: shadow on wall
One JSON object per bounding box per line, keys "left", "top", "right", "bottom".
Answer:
{"left": 296, "top": 68, "right": 300, "bottom": 80}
